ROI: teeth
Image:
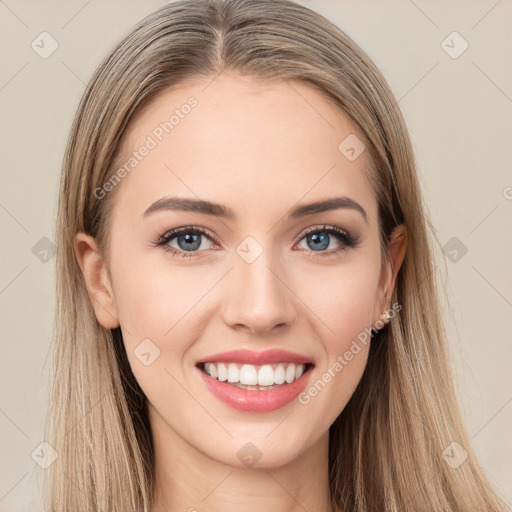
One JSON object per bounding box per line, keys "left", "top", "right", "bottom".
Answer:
{"left": 227, "top": 363, "right": 239, "bottom": 383}
{"left": 240, "top": 364, "right": 258, "bottom": 385}
{"left": 202, "top": 362, "right": 308, "bottom": 386}
{"left": 285, "top": 364, "right": 296, "bottom": 383}
{"left": 257, "top": 364, "right": 274, "bottom": 386}
{"left": 217, "top": 363, "right": 228, "bottom": 382}
{"left": 274, "top": 364, "right": 286, "bottom": 385}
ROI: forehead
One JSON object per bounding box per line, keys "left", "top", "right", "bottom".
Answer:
{"left": 109, "top": 72, "right": 377, "bottom": 226}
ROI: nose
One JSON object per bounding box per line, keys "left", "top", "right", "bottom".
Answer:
{"left": 221, "top": 252, "right": 297, "bottom": 336}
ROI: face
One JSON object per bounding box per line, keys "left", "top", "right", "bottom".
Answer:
{"left": 76, "top": 72, "right": 406, "bottom": 469}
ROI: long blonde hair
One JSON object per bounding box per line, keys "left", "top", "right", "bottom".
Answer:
{"left": 43, "top": 0, "right": 508, "bottom": 510}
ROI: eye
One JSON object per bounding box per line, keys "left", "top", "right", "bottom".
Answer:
{"left": 152, "top": 226, "right": 217, "bottom": 258}
{"left": 295, "top": 224, "right": 360, "bottom": 257}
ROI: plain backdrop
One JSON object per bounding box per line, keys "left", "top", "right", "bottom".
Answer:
{"left": 0, "top": 0, "right": 511, "bottom": 510}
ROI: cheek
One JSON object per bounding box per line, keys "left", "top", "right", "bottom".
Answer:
{"left": 109, "top": 244, "right": 224, "bottom": 387}
{"left": 293, "top": 258, "right": 379, "bottom": 415}
{"left": 109, "top": 233, "right": 201, "bottom": 335}
{"left": 111, "top": 264, "right": 199, "bottom": 404}
{"left": 300, "top": 257, "right": 380, "bottom": 342}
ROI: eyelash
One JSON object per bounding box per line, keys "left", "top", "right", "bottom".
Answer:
{"left": 151, "top": 224, "right": 360, "bottom": 259}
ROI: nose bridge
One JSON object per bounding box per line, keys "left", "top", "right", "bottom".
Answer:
{"left": 221, "top": 238, "right": 296, "bottom": 334}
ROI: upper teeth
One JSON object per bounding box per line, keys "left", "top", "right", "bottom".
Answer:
{"left": 203, "top": 362, "right": 306, "bottom": 386}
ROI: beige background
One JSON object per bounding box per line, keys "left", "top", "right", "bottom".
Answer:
{"left": 1, "top": 0, "right": 511, "bottom": 509}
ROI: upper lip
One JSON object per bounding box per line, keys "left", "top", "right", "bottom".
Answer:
{"left": 197, "top": 349, "right": 314, "bottom": 366}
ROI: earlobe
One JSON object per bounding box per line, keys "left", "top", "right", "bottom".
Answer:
{"left": 74, "top": 232, "right": 120, "bottom": 329}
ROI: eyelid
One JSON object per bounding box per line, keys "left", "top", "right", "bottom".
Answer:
{"left": 157, "top": 225, "right": 219, "bottom": 246}
{"left": 296, "top": 223, "right": 351, "bottom": 241}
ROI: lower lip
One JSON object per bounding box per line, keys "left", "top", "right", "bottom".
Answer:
{"left": 197, "top": 365, "right": 313, "bottom": 413}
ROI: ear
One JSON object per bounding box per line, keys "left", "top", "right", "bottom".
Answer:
{"left": 74, "top": 232, "right": 120, "bottom": 329}
{"left": 372, "top": 224, "right": 407, "bottom": 329}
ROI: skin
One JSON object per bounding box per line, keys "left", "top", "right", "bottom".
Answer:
{"left": 75, "top": 72, "right": 407, "bottom": 512}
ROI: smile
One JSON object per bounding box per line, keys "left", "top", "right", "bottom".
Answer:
{"left": 195, "top": 349, "right": 315, "bottom": 412}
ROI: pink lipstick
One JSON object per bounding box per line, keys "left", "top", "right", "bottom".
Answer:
{"left": 196, "top": 349, "right": 314, "bottom": 413}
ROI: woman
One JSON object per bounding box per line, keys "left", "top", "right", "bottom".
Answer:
{"left": 43, "top": 0, "right": 508, "bottom": 510}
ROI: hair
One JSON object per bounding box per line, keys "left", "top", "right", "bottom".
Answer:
{"left": 43, "top": 0, "right": 508, "bottom": 510}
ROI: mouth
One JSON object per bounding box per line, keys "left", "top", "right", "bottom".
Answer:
{"left": 194, "top": 349, "right": 315, "bottom": 412}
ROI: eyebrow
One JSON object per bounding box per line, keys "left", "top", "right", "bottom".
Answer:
{"left": 141, "top": 195, "right": 368, "bottom": 224}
